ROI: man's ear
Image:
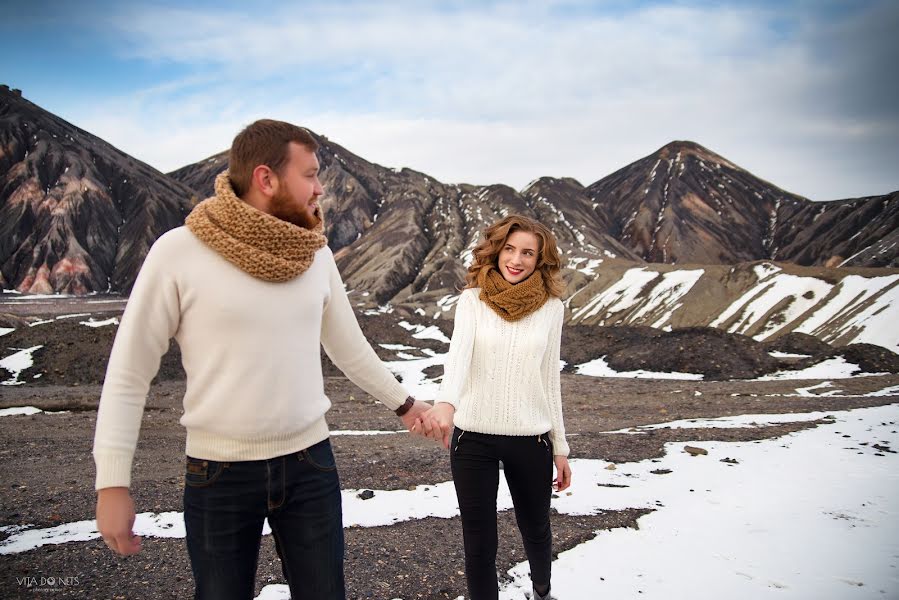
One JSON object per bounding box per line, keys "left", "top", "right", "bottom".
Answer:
{"left": 251, "top": 165, "right": 277, "bottom": 197}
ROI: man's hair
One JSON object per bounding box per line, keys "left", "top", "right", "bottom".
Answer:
{"left": 464, "top": 214, "right": 565, "bottom": 297}
{"left": 229, "top": 119, "right": 319, "bottom": 197}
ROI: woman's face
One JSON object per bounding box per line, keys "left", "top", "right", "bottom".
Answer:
{"left": 498, "top": 230, "right": 540, "bottom": 284}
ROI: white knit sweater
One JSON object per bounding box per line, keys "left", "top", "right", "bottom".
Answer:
{"left": 436, "top": 288, "right": 569, "bottom": 456}
{"left": 93, "top": 226, "right": 408, "bottom": 490}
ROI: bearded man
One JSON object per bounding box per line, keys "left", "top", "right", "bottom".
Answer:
{"left": 93, "top": 119, "right": 431, "bottom": 599}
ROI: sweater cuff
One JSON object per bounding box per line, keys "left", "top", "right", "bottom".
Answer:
{"left": 434, "top": 390, "right": 459, "bottom": 409}
{"left": 435, "top": 399, "right": 458, "bottom": 411}
{"left": 551, "top": 435, "right": 570, "bottom": 457}
{"left": 94, "top": 450, "right": 135, "bottom": 490}
{"left": 377, "top": 379, "right": 412, "bottom": 411}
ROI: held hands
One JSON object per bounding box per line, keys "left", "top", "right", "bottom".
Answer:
{"left": 96, "top": 487, "right": 142, "bottom": 556}
{"left": 399, "top": 399, "right": 431, "bottom": 434}
{"left": 399, "top": 400, "right": 454, "bottom": 448}
{"left": 420, "top": 402, "right": 455, "bottom": 448}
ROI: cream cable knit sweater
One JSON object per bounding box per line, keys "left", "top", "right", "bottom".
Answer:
{"left": 93, "top": 227, "right": 408, "bottom": 490}
{"left": 436, "top": 288, "right": 569, "bottom": 456}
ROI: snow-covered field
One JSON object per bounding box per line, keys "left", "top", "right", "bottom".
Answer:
{"left": 1, "top": 296, "right": 897, "bottom": 597}
{"left": 2, "top": 403, "right": 896, "bottom": 599}
{"left": 9, "top": 332, "right": 881, "bottom": 597}
{"left": 506, "top": 403, "right": 899, "bottom": 600}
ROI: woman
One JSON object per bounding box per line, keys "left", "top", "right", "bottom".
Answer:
{"left": 423, "top": 214, "right": 572, "bottom": 600}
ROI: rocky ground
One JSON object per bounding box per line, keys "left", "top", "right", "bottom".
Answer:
{"left": 1, "top": 373, "right": 898, "bottom": 600}
{"left": 2, "top": 301, "right": 899, "bottom": 599}
{"left": 3, "top": 306, "right": 898, "bottom": 386}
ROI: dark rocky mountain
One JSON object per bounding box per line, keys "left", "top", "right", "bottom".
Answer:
{"left": 167, "top": 150, "right": 227, "bottom": 198}
{"left": 587, "top": 141, "right": 899, "bottom": 267}
{"left": 168, "top": 137, "right": 641, "bottom": 305}
{"left": 772, "top": 191, "right": 899, "bottom": 268}
{"left": 2, "top": 88, "right": 896, "bottom": 299}
{"left": 0, "top": 86, "right": 196, "bottom": 294}
{"left": 587, "top": 141, "right": 802, "bottom": 264}
{"left": 521, "top": 177, "right": 643, "bottom": 261}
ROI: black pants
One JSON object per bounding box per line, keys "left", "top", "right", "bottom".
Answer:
{"left": 450, "top": 428, "right": 553, "bottom": 600}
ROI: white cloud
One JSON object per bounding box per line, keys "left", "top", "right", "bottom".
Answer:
{"left": 67, "top": 1, "right": 897, "bottom": 199}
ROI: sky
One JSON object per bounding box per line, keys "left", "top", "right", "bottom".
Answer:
{"left": 1, "top": 0, "right": 898, "bottom": 201}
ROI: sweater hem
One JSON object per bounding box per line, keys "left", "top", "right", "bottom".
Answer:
{"left": 185, "top": 418, "right": 331, "bottom": 461}
{"left": 453, "top": 419, "right": 552, "bottom": 437}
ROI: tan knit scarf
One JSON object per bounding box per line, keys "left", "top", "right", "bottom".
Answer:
{"left": 477, "top": 267, "right": 549, "bottom": 321}
{"left": 185, "top": 171, "right": 327, "bottom": 282}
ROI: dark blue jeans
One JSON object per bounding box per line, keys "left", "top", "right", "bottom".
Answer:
{"left": 183, "top": 439, "right": 345, "bottom": 600}
{"left": 450, "top": 428, "right": 554, "bottom": 600}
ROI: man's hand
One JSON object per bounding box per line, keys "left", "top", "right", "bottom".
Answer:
{"left": 400, "top": 399, "right": 431, "bottom": 435}
{"left": 96, "top": 487, "right": 142, "bottom": 556}
{"left": 421, "top": 402, "right": 455, "bottom": 449}
{"left": 553, "top": 456, "right": 572, "bottom": 492}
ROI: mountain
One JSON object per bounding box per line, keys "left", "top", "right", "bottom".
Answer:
{"left": 3, "top": 88, "right": 897, "bottom": 301}
{"left": 587, "top": 141, "right": 899, "bottom": 267}
{"left": 0, "top": 85, "right": 196, "bottom": 294}
{"left": 168, "top": 136, "right": 642, "bottom": 305}
{"left": 772, "top": 191, "right": 899, "bottom": 268}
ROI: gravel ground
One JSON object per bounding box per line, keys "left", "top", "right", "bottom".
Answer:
{"left": 1, "top": 374, "right": 897, "bottom": 599}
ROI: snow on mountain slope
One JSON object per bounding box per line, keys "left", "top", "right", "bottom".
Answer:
{"left": 566, "top": 261, "right": 899, "bottom": 352}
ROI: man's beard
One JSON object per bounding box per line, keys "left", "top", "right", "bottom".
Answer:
{"left": 270, "top": 187, "right": 321, "bottom": 230}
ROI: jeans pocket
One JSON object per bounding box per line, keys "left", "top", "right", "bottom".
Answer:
{"left": 184, "top": 456, "right": 227, "bottom": 488}
{"left": 300, "top": 439, "right": 337, "bottom": 472}
{"left": 451, "top": 427, "right": 470, "bottom": 454}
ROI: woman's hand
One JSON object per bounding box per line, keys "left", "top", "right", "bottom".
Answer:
{"left": 553, "top": 455, "right": 572, "bottom": 491}
{"left": 420, "top": 402, "right": 455, "bottom": 448}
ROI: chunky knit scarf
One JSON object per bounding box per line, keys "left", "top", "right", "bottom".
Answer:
{"left": 185, "top": 171, "right": 327, "bottom": 282}
{"left": 477, "top": 267, "right": 549, "bottom": 321}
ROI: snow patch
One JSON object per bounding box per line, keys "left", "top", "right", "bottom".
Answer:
{"left": 795, "top": 274, "right": 899, "bottom": 352}
{"left": 768, "top": 351, "right": 812, "bottom": 359}
{"left": 0, "top": 345, "right": 43, "bottom": 385}
{"left": 397, "top": 321, "right": 450, "bottom": 344}
{"left": 80, "top": 317, "right": 119, "bottom": 328}
{"left": 384, "top": 347, "right": 446, "bottom": 400}
{"left": 330, "top": 430, "right": 403, "bottom": 436}
{"left": 604, "top": 410, "right": 836, "bottom": 434}
{"left": 753, "top": 357, "right": 874, "bottom": 381}
{"left": 571, "top": 268, "right": 660, "bottom": 323}
{"left": 0, "top": 406, "right": 43, "bottom": 417}
{"left": 576, "top": 357, "right": 703, "bottom": 380}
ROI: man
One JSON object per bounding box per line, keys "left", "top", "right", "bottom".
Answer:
{"left": 94, "top": 119, "right": 433, "bottom": 599}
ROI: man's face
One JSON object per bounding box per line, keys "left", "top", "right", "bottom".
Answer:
{"left": 269, "top": 142, "right": 324, "bottom": 229}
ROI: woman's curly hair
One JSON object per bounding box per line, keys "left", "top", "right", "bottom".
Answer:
{"left": 464, "top": 214, "right": 565, "bottom": 297}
